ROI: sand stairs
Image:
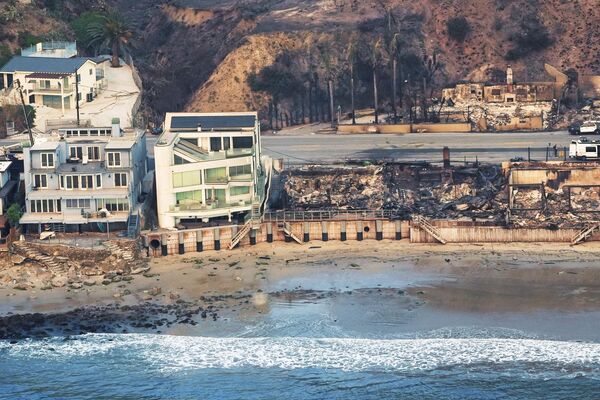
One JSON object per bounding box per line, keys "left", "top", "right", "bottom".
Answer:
{"left": 12, "top": 241, "right": 67, "bottom": 274}
{"left": 103, "top": 240, "right": 139, "bottom": 263}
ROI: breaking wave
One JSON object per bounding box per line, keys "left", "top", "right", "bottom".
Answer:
{"left": 2, "top": 334, "right": 600, "bottom": 374}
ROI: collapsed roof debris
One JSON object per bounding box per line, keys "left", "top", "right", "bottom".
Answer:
{"left": 282, "top": 163, "right": 508, "bottom": 222}
{"left": 280, "top": 161, "right": 600, "bottom": 229}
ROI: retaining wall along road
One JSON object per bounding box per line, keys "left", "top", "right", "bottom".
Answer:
{"left": 337, "top": 123, "right": 471, "bottom": 134}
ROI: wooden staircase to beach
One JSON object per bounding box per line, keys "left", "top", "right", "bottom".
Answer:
{"left": 571, "top": 224, "right": 600, "bottom": 245}
{"left": 413, "top": 216, "right": 447, "bottom": 244}
{"left": 277, "top": 221, "right": 302, "bottom": 244}
{"left": 229, "top": 201, "right": 263, "bottom": 250}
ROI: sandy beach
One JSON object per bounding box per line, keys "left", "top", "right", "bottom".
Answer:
{"left": 2, "top": 240, "right": 600, "bottom": 339}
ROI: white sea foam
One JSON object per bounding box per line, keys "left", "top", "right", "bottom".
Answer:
{"left": 2, "top": 334, "right": 600, "bottom": 373}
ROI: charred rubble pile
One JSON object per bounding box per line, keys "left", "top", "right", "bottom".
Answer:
{"left": 282, "top": 163, "right": 508, "bottom": 221}
{"left": 509, "top": 183, "right": 600, "bottom": 229}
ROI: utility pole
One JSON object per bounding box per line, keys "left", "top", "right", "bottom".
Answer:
{"left": 15, "top": 79, "right": 34, "bottom": 146}
{"left": 75, "top": 70, "right": 80, "bottom": 126}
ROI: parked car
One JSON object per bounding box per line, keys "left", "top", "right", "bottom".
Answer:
{"left": 568, "top": 121, "right": 582, "bottom": 135}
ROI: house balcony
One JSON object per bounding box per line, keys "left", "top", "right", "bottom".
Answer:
{"left": 168, "top": 198, "right": 252, "bottom": 213}
{"left": 28, "top": 82, "right": 75, "bottom": 95}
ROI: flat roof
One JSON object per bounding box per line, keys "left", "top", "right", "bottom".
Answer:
{"left": 104, "top": 140, "right": 136, "bottom": 150}
{"left": 0, "top": 56, "right": 94, "bottom": 74}
{"left": 30, "top": 141, "right": 60, "bottom": 151}
{"left": 0, "top": 161, "right": 12, "bottom": 173}
{"left": 169, "top": 113, "right": 257, "bottom": 130}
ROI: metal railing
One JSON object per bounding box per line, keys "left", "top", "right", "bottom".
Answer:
{"left": 263, "top": 209, "right": 399, "bottom": 222}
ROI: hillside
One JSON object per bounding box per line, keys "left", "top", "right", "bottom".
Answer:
{"left": 2, "top": 0, "right": 600, "bottom": 124}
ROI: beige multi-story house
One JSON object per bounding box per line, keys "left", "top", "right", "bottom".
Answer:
{"left": 154, "top": 112, "right": 270, "bottom": 229}
{"left": 21, "top": 119, "right": 147, "bottom": 234}
{"left": 0, "top": 42, "right": 107, "bottom": 114}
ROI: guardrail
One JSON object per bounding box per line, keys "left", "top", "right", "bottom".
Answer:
{"left": 263, "top": 209, "right": 400, "bottom": 222}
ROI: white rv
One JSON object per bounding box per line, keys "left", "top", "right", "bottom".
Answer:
{"left": 569, "top": 138, "right": 600, "bottom": 160}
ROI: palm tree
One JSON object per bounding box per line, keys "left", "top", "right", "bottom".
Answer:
{"left": 87, "top": 11, "right": 132, "bottom": 68}
{"left": 319, "top": 43, "right": 336, "bottom": 128}
{"left": 345, "top": 34, "right": 359, "bottom": 125}
{"left": 369, "top": 37, "right": 384, "bottom": 124}
{"left": 388, "top": 33, "right": 402, "bottom": 122}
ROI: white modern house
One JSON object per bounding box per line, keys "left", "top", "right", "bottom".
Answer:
{"left": 154, "top": 112, "right": 271, "bottom": 229}
{"left": 0, "top": 42, "right": 107, "bottom": 114}
{"left": 21, "top": 119, "right": 147, "bottom": 234}
{"left": 0, "top": 160, "right": 15, "bottom": 215}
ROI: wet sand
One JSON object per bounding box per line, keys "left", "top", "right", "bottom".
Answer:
{"left": 2, "top": 240, "right": 600, "bottom": 340}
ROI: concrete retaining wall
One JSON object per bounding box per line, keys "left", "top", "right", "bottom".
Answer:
{"left": 337, "top": 123, "right": 471, "bottom": 135}
{"left": 143, "top": 219, "right": 593, "bottom": 256}
{"left": 144, "top": 220, "right": 409, "bottom": 256}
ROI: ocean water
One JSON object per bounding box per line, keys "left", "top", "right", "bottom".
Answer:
{"left": 2, "top": 332, "right": 600, "bottom": 399}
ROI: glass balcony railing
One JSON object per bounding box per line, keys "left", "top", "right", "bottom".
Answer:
{"left": 169, "top": 199, "right": 252, "bottom": 212}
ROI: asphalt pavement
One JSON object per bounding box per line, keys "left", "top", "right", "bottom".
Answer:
{"left": 4, "top": 130, "right": 577, "bottom": 166}
{"left": 261, "top": 130, "right": 575, "bottom": 164}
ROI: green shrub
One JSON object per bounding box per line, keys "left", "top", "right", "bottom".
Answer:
{"left": 71, "top": 11, "right": 104, "bottom": 50}
{"left": 17, "top": 31, "right": 42, "bottom": 48}
{"left": 6, "top": 203, "right": 22, "bottom": 227}
{"left": 447, "top": 16, "right": 471, "bottom": 42}
{"left": 0, "top": 45, "right": 12, "bottom": 68}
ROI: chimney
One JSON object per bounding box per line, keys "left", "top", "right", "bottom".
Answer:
{"left": 111, "top": 117, "right": 122, "bottom": 137}
{"left": 506, "top": 65, "right": 514, "bottom": 85}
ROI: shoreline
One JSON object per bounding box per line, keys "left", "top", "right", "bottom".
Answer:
{"left": 2, "top": 240, "right": 600, "bottom": 340}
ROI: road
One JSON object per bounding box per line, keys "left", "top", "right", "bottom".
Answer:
{"left": 261, "top": 130, "right": 575, "bottom": 164}
{"left": 6, "top": 130, "right": 576, "bottom": 166}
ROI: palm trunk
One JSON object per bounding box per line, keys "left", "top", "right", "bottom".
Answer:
{"left": 111, "top": 41, "right": 120, "bottom": 67}
{"left": 328, "top": 79, "right": 334, "bottom": 128}
{"left": 301, "top": 91, "right": 306, "bottom": 124}
{"left": 350, "top": 65, "right": 356, "bottom": 125}
{"left": 373, "top": 69, "right": 379, "bottom": 124}
{"left": 392, "top": 58, "right": 397, "bottom": 121}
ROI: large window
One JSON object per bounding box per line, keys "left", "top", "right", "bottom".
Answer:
{"left": 176, "top": 190, "right": 202, "bottom": 204}
{"left": 66, "top": 199, "right": 91, "bottom": 208}
{"left": 230, "top": 186, "right": 250, "bottom": 196}
{"left": 232, "top": 136, "right": 253, "bottom": 149}
{"left": 80, "top": 175, "right": 94, "bottom": 189}
{"left": 115, "top": 173, "right": 128, "bottom": 187}
{"left": 107, "top": 152, "right": 121, "bottom": 167}
{"left": 87, "top": 146, "right": 100, "bottom": 161}
{"left": 98, "top": 198, "right": 129, "bottom": 212}
{"left": 69, "top": 146, "right": 83, "bottom": 159}
{"left": 229, "top": 164, "right": 251, "bottom": 177}
{"left": 41, "top": 153, "right": 54, "bottom": 168}
{"left": 173, "top": 170, "right": 201, "bottom": 188}
{"left": 30, "top": 199, "right": 59, "bottom": 213}
{"left": 33, "top": 174, "right": 48, "bottom": 188}
{"left": 204, "top": 167, "right": 227, "bottom": 183}
{"left": 174, "top": 155, "right": 190, "bottom": 165}
{"left": 65, "top": 175, "right": 79, "bottom": 189}
{"left": 210, "top": 137, "right": 222, "bottom": 151}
